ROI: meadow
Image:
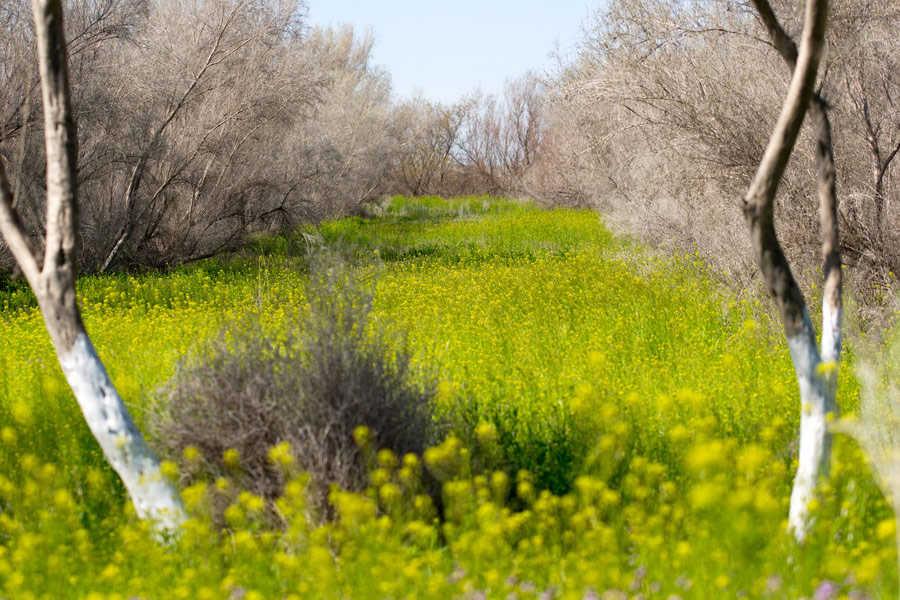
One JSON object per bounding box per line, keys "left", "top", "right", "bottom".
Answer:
{"left": 0, "top": 196, "right": 895, "bottom": 599}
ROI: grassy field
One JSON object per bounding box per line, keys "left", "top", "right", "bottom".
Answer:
{"left": 0, "top": 196, "right": 894, "bottom": 598}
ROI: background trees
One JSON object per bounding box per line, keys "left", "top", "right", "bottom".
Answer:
{"left": 3, "top": 0, "right": 898, "bottom": 310}
{"left": 541, "top": 0, "right": 900, "bottom": 315}
{"left": 389, "top": 96, "right": 463, "bottom": 196}
{"left": 386, "top": 74, "right": 547, "bottom": 198}
{"left": 1, "top": 0, "right": 395, "bottom": 273}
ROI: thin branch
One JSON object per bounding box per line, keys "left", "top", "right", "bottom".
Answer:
{"left": 0, "top": 156, "right": 40, "bottom": 283}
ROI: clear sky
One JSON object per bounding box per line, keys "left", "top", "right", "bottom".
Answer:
{"left": 307, "top": 0, "right": 595, "bottom": 105}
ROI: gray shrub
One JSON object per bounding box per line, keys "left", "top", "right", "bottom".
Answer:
{"left": 151, "top": 258, "right": 437, "bottom": 518}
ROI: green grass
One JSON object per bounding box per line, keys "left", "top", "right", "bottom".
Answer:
{"left": 0, "top": 195, "right": 894, "bottom": 598}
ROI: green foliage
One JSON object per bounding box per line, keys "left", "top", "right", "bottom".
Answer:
{"left": 0, "top": 196, "right": 894, "bottom": 598}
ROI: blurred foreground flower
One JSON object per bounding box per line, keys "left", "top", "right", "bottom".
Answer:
{"left": 834, "top": 338, "right": 900, "bottom": 591}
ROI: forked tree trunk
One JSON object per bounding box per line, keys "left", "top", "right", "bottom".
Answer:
{"left": 0, "top": 0, "right": 184, "bottom": 533}
{"left": 745, "top": 0, "right": 840, "bottom": 542}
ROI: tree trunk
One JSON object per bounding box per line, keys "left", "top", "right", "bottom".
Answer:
{"left": 0, "top": 0, "right": 184, "bottom": 534}
{"left": 56, "top": 331, "right": 185, "bottom": 529}
{"left": 745, "top": 0, "right": 836, "bottom": 542}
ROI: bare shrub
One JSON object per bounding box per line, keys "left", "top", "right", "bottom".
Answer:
{"left": 151, "top": 256, "right": 437, "bottom": 517}
{"left": 151, "top": 321, "right": 295, "bottom": 504}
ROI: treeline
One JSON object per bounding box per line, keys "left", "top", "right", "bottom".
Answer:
{"left": 1, "top": 0, "right": 397, "bottom": 271}
{"left": 541, "top": 0, "right": 900, "bottom": 309}
{"left": 2, "top": 0, "right": 899, "bottom": 301}
{"left": 0, "top": 0, "right": 544, "bottom": 272}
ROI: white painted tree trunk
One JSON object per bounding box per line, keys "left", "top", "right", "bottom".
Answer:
{"left": 58, "top": 334, "right": 185, "bottom": 531}
{"left": 744, "top": 0, "right": 840, "bottom": 542}
{"left": 0, "top": 0, "right": 186, "bottom": 536}
{"left": 786, "top": 308, "right": 838, "bottom": 542}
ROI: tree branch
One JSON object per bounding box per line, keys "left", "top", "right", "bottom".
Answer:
{"left": 750, "top": 0, "right": 799, "bottom": 68}
{"left": 0, "top": 157, "right": 40, "bottom": 283}
{"left": 743, "top": 0, "right": 828, "bottom": 339}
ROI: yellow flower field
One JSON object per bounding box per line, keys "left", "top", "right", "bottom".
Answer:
{"left": 0, "top": 196, "right": 893, "bottom": 598}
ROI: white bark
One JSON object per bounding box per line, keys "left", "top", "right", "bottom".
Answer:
{"left": 786, "top": 309, "right": 833, "bottom": 542}
{"left": 820, "top": 294, "right": 842, "bottom": 365}
{"left": 58, "top": 334, "right": 185, "bottom": 531}
{"left": 745, "top": 0, "right": 839, "bottom": 542}
{"left": 0, "top": 0, "right": 186, "bottom": 535}
{"left": 785, "top": 295, "right": 841, "bottom": 541}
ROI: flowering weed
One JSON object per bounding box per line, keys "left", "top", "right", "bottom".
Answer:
{"left": 0, "top": 196, "right": 893, "bottom": 598}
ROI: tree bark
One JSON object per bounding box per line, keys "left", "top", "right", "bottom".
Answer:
{"left": 745, "top": 0, "right": 836, "bottom": 542}
{"left": 0, "top": 0, "right": 184, "bottom": 533}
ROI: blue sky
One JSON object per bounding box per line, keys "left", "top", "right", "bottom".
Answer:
{"left": 307, "top": 0, "right": 595, "bottom": 105}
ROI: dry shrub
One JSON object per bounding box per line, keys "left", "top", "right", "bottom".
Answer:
{"left": 151, "top": 257, "right": 437, "bottom": 517}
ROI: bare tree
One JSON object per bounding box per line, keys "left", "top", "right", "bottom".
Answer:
{"left": 452, "top": 74, "right": 546, "bottom": 195}
{"left": 743, "top": 0, "right": 839, "bottom": 541}
{"left": 0, "top": 0, "right": 184, "bottom": 531}
{"left": 545, "top": 0, "right": 898, "bottom": 309}
{"left": 281, "top": 25, "right": 394, "bottom": 218}
{"left": 502, "top": 74, "right": 544, "bottom": 181}
{"left": 1, "top": 0, "right": 148, "bottom": 264}
{"left": 835, "top": 1, "right": 900, "bottom": 251}
{"left": 456, "top": 90, "right": 505, "bottom": 192}
{"left": 3, "top": 4, "right": 395, "bottom": 273}
{"left": 96, "top": 0, "right": 252, "bottom": 271}
{"left": 390, "top": 96, "right": 463, "bottom": 196}
{"left": 87, "top": 0, "right": 318, "bottom": 270}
